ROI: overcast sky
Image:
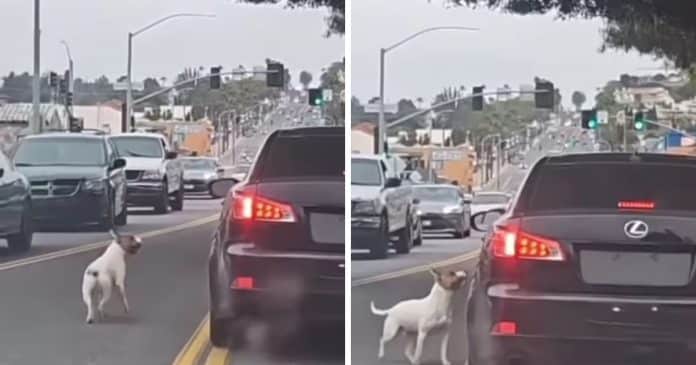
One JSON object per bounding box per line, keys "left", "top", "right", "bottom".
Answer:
{"left": 352, "top": 0, "right": 665, "bottom": 109}
{"left": 1, "top": 0, "right": 343, "bottom": 87}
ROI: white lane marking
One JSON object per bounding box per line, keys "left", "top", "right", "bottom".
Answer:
{"left": 0, "top": 214, "right": 218, "bottom": 272}
{"left": 352, "top": 250, "right": 479, "bottom": 287}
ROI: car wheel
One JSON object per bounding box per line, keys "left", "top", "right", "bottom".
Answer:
{"left": 370, "top": 214, "right": 389, "bottom": 259}
{"left": 7, "top": 201, "right": 33, "bottom": 252}
{"left": 115, "top": 194, "right": 128, "bottom": 226}
{"left": 394, "top": 215, "right": 413, "bottom": 254}
{"left": 467, "top": 281, "right": 500, "bottom": 365}
{"left": 99, "top": 198, "right": 115, "bottom": 231}
{"left": 413, "top": 224, "right": 423, "bottom": 246}
{"left": 154, "top": 182, "right": 169, "bottom": 214}
{"left": 171, "top": 181, "right": 184, "bottom": 211}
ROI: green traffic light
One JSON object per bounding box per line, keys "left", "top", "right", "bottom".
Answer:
{"left": 588, "top": 120, "right": 597, "bottom": 129}
{"left": 635, "top": 121, "right": 644, "bottom": 130}
{"left": 315, "top": 98, "right": 322, "bottom": 105}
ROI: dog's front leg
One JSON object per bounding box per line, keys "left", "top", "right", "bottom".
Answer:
{"left": 404, "top": 334, "right": 416, "bottom": 363}
{"left": 440, "top": 329, "right": 451, "bottom": 365}
{"left": 98, "top": 280, "right": 112, "bottom": 318}
{"left": 411, "top": 330, "right": 427, "bottom": 365}
{"left": 116, "top": 280, "right": 129, "bottom": 313}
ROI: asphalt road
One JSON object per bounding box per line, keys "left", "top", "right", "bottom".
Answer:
{"left": 350, "top": 131, "right": 575, "bottom": 365}
{"left": 0, "top": 101, "right": 336, "bottom": 365}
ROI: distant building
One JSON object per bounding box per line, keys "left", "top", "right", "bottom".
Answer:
{"left": 72, "top": 104, "right": 123, "bottom": 134}
{"left": 351, "top": 122, "right": 376, "bottom": 154}
{"left": 0, "top": 103, "right": 69, "bottom": 155}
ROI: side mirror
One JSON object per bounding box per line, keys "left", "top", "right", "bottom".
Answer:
{"left": 165, "top": 151, "right": 178, "bottom": 159}
{"left": 111, "top": 158, "right": 126, "bottom": 170}
{"left": 385, "top": 177, "right": 401, "bottom": 188}
{"left": 470, "top": 208, "right": 506, "bottom": 232}
{"left": 209, "top": 178, "right": 240, "bottom": 199}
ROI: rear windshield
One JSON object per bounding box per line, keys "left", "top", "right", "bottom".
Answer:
{"left": 14, "top": 138, "right": 105, "bottom": 166}
{"left": 257, "top": 135, "right": 344, "bottom": 179}
{"left": 414, "top": 187, "right": 460, "bottom": 202}
{"left": 526, "top": 163, "right": 696, "bottom": 212}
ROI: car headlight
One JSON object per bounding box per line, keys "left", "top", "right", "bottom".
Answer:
{"left": 352, "top": 200, "right": 379, "bottom": 215}
{"left": 204, "top": 172, "right": 217, "bottom": 180}
{"left": 443, "top": 205, "right": 464, "bottom": 214}
{"left": 417, "top": 209, "right": 423, "bottom": 216}
{"left": 83, "top": 178, "right": 106, "bottom": 192}
{"left": 141, "top": 170, "right": 162, "bottom": 180}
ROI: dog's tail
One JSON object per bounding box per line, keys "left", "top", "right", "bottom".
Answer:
{"left": 370, "top": 301, "right": 389, "bottom": 316}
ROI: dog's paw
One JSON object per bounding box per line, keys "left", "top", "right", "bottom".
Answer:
{"left": 442, "top": 361, "right": 451, "bottom": 365}
{"left": 86, "top": 318, "right": 94, "bottom": 325}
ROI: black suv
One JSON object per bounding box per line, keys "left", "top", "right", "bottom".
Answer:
{"left": 467, "top": 153, "right": 696, "bottom": 365}
{"left": 12, "top": 132, "right": 128, "bottom": 230}
{"left": 208, "top": 127, "right": 344, "bottom": 347}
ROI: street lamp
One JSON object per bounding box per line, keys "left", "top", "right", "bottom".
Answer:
{"left": 60, "top": 40, "right": 73, "bottom": 92}
{"left": 377, "top": 26, "right": 479, "bottom": 154}
{"left": 126, "top": 13, "right": 215, "bottom": 130}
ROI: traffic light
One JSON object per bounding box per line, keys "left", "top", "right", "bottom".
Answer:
{"left": 69, "top": 116, "right": 82, "bottom": 132}
{"left": 535, "top": 80, "right": 555, "bottom": 109}
{"left": 266, "top": 62, "right": 285, "bottom": 88}
{"left": 64, "top": 70, "right": 71, "bottom": 90}
{"left": 65, "top": 92, "right": 73, "bottom": 107}
{"left": 581, "top": 109, "right": 598, "bottom": 129}
{"left": 59, "top": 79, "right": 67, "bottom": 94}
{"left": 633, "top": 111, "right": 645, "bottom": 131}
{"left": 472, "top": 86, "right": 484, "bottom": 111}
{"left": 49, "top": 72, "right": 58, "bottom": 88}
{"left": 210, "top": 66, "right": 222, "bottom": 89}
{"left": 308, "top": 88, "right": 323, "bottom": 106}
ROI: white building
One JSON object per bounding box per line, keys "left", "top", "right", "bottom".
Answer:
{"left": 72, "top": 104, "right": 122, "bottom": 134}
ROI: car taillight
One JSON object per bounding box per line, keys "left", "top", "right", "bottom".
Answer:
{"left": 492, "top": 321, "right": 517, "bottom": 336}
{"left": 232, "top": 193, "right": 296, "bottom": 223}
{"left": 618, "top": 201, "right": 655, "bottom": 210}
{"left": 231, "top": 276, "right": 255, "bottom": 290}
{"left": 492, "top": 226, "right": 564, "bottom": 261}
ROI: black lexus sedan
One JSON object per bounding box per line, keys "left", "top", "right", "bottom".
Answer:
{"left": 12, "top": 132, "right": 128, "bottom": 230}
{"left": 208, "top": 127, "right": 344, "bottom": 347}
{"left": 467, "top": 153, "right": 696, "bottom": 365}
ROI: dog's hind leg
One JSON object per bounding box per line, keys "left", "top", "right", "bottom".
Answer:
{"left": 82, "top": 277, "right": 96, "bottom": 324}
{"left": 378, "top": 317, "right": 399, "bottom": 359}
{"left": 115, "top": 280, "right": 129, "bottom": 314}
{"left": 404, "top": 334, "right": 416, "bottom": 363}
{"left": 97, "top": 278, "right": 112, "bottom": 318}
{"left": 411, "top": 330, "right": 427, "bottom": 365}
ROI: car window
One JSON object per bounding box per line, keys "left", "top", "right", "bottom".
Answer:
{"left": 256, "top": 134, "right": 343, "bottom": 179}
{"left": 110, "top": 137, "right": 164, "bottom": 158}
{"left": 14, "top": 138, "right": 106, "bottom": 166}
{"left": 352, "top": 159, "right": 382, "bottom": 186}
{"left": 413, "top": 187, "right": 460, "bottom": 202}
{"left": 182, "top": 159, "right": 217, "bottom": 170}
{"left": 525, "top": 163, "right": 696, "bottom": 212}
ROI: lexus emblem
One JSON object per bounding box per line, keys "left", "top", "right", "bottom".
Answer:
{"left": 624, "top": 220, "right": 649, "bottom": 239}
{"left": 338, "top": 263, "right": 345, "bottom": 269}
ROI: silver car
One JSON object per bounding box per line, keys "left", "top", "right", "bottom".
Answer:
{"left": 181, "top": 157, "right": 222, "bottom": 195}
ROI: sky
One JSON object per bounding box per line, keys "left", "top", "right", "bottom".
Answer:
{"left": 1, "top": 0, "right": 344, "bottom": 87}
{"left": 351, "top": 0, "right": 666, "bottom": 109}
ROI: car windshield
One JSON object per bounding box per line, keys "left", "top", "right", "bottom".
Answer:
{"left": 182, "top": 159, "right": 217, "bottom": 170}
{"left": 526, "top": 163, "right": 696, "bottom": 212}
{"left": 257, "top": 134, "right": 343, "bottom": 179}
{"left": 111, "top": 137, "right": 163, "bottom": 158}
{"left": 14, "top": 138, "right": 105, "bottom": 166}
{"left": 413, "top": 187, "right": 459, "bottom": 202}
{"left": 351, "top": 159, "right": 382, "bottom": 186}
{"left": 473, "top": 194, "right": 509, "bottom": 205}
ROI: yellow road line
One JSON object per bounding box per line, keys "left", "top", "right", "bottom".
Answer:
{"left": 204, "top": 346, "right": 231, "bottom": 365}
{"left": 0, "top": 214, "right": 218, "bottom": 272}
{"left": 171, "top": 314, "right": 211, "bottom": 365}
{"left": 352, "top": 250, "right": 480, "bottom": 287}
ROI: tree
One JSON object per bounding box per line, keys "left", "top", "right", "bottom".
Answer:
{"left": 237, "top": 0, "right": 344, "bottom": 35}
{"left": 571, "top": 91, "right": 586, "bottom": 111}
{"left": 299, "top": 71, "right": 313, "bottom": 90}
{"left": 397, "top": 99, "right": 417, "bottom": 115}
{"left": 319, "top": 60, "right": 345, "bottom": 125}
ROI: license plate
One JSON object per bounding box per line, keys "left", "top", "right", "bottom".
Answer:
{"left": 184, "top": 184, "right": 195, "bottom": 189}
{"left": 422, "top": 220, "right": 432, "bottom": 227}
{"left": 580, "top": 251, "right": 691, "bottom": 286}
{"left": 310, "top": 213, "right": 344, "bottom": 244}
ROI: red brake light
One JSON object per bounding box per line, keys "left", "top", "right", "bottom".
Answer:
{"left": 231, "top": 276, "right": 255, "bottom": 290}
{"left": 492, "top": 226, "right": 564, "bottom": 261}
{"left": 492, "top": 321, "right": 517, "bottom": 336}
{"left": 232, "top": 193, "right": 295, "bottom": 223}
{"left": 618, "top": 201, "right": 655, "bottom": 210}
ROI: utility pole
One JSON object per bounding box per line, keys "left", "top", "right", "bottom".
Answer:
{"left": 32, "top": 0, "right": 41, "bottom": 134}
{"left": 496, "top": 137, "right": 502, "bottom": 191}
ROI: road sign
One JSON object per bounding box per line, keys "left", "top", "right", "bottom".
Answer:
{"left": 322, "top": 89, "right": 333, "bottom": 102}
{"left": 597, "top": 110, "right": 609, "bottom": 125}
{"left": 665, "top": 132, "right": 681, "bottom": 148}
{"left": 364, "top": 103, "right": 397, "bottom": 114}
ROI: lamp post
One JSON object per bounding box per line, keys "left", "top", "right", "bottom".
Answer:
{"left": 60, "top": 40, "right": 74, "bottom": 93}
{"left": 377, "top": 26, "right": 479, "bottom": 154}
{"left": 126, "top": 13, "right": 215, "bottom": 130}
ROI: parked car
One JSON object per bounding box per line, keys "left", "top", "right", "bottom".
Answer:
{"left": 0, "top": 149, "right": 32, "bottom": 251}
{"left": 208, "top": 127, "right": 344, "bottom": 347}
{"left": 109, "top": 133, "right": 184, "bottom": 214}
{"left": 12, "top": 132, "right": 128, "bottom": 230}
{"left": 180, "top": 157, "right": 222, "bottom": 195}
{"left": 351, "top": 154, "right": 416, "bottom": 259}
{"left": 413, "top": 184, "right": 471, "bottom": 238}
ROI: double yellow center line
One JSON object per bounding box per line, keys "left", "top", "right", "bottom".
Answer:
{"left": 171, "top": 314, "right": 231, "bottom": 365}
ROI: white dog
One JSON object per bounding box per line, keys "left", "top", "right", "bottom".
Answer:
{"left": 370, "top": 268, "right": 467, "bottom": 365}
{"left": 82, "top": 230, "right": 142, "bottom": 324}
